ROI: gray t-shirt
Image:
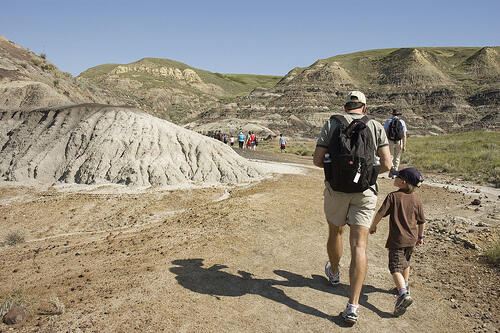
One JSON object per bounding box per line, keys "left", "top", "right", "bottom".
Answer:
{"left": 316, "top": 112, "right": 389, "bottom": 161}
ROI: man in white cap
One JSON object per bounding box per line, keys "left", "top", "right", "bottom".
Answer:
{"left": 313, "top": 91, "right": 392, "bottom": 324}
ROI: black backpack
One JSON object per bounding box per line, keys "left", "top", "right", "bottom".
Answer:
{"left": 323, "top": 115, "right": 380, "bottom": 193}
{"left": 388, "top": 117, "right": 404, "bottom": 141}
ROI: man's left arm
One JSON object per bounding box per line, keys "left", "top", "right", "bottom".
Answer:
{"left": 313, "top": 146, "right": 328, "bottom": 168}
{"left": 313, "top": 121, "right": 331, "bottom": 167}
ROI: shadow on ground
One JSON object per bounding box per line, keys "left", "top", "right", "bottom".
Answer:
{"left": 170, "top": 259, "right": 393, "bottom": 327}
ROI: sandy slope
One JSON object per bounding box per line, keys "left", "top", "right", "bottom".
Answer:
{"left": 0, "top": 154, "right": 498, "bottom": 332}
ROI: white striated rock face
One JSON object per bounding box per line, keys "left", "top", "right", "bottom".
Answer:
{"left": 0, "top": 104, "right": 263, "bottom": 186}
{"left": 112, "top": 65, "right": 202, "bottom": 83}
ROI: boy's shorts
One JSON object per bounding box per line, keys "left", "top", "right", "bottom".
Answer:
{"left": 388, "top": 247, "right": 414, "bottom": 274}
{"left": 323, "top": 182, "right": 377, "bottom": 228}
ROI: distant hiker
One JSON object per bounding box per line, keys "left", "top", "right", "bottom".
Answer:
{"left": 384, "top": 110, "right": 407, "bottom": 172}
{"left": 279, "top": 134, "right": 287, "bottom": 153}
{"left": 223, "top": 134, "right": 228, "bottom": 145}
{"left": 250, "top": 132, "right": 257, "bottom": 150}
{"left": 230, "top": 135, "right": 235, "bottom": 146}
{"left": 369, "top": 167, "right": 425, "bottom": 317}
{"left": 313, "top": 91, "right": 391, "bottom": 324}
{"left": 246, "top": 131, "right": 252, "bottom": 149}
{"left": 238, "top": 131, "right": 245, "bottom": 149}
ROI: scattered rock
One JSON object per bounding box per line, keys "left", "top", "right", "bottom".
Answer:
{"left": 453, "top": 216, "right": 473, "bottom": 225}
{"left": 37, "top": 297, "right": 65, "bottom": 316}
{"left": 475, "top": 189, "right": 481, "bottom": 193}
{"left": 463, "top": 240, "right": 478, "bottom": 250}
{"left": 3, "top": 306, "right": 26, "bottom": 325}
{"left": 471, "top": 199, "right": 481, "bottom": 205}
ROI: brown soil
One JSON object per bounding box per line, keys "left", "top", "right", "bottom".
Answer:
{"left": 0, "top": 152, "right": 498, "bottom": 332}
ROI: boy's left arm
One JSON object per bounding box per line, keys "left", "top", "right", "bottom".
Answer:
{"left": 416, "top": 222, "right": 425, "bottom": 245}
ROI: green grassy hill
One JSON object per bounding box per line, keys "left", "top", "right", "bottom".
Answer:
{"left": 321, "top": 46, "right": 500, "bottom": 90}
{"left": 79, "top": 58, "right": 281, "bottom": 97}
{"left": 79, "top": 58, "right": 281, "bottom": 122}
{"left": 78, "top": 47, "right": 499, "bottom": 135}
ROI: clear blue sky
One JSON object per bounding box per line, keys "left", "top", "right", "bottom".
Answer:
{"left": 1, "top": 0, "right": 499, "bottom": 76}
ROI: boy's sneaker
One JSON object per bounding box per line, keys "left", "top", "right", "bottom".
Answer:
{"left": 342, "top": 304, "right": 359, "bottom": 324}
{"left": 394, "top": 292, "right": 413, "bottom": 317}
{"left": 392, "top": 286, "right": 410, "bottom": 296}
{"left": 324, "top": 261, "right": 340, "bottom": 286}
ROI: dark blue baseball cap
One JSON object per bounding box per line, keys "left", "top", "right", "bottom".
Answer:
{"left": 393, "top": 167, "right": 423, "bottom": 187}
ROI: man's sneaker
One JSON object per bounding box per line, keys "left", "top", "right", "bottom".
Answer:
{"left": 342, "top": 304, "right": 359, "bottom": 324}
{"left": 324, "top": 261, "right": 340, "bottom": 286}
{"left": 394, "top": 292, "right": 413, "bottom": 317}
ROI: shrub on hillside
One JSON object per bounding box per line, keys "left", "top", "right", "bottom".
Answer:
{"left": 40, "top": 62, "right": 55, "bottom": 71}
{"left": 31, "top": 58, "right": 42, "bottom": 66}
{"left": 485, "top": 241, "right": 500, "bottom": 265}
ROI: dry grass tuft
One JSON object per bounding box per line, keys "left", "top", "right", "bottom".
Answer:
{"left": 0, "top": 297, "right": 23, "bottom": 318}
{"left": 49, "top": 297, "right": 65, "bottom": 315}
{"left": 4, "top": 230, "right": 25, "bottom": 246}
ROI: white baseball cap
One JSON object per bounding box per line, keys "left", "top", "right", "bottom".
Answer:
{"left": 345, "top": 91, "right": 366, "bottom": 105}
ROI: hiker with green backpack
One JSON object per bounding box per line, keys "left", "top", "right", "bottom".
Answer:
{"left": 384, "top": 110, "right": 407, "bottom": 172}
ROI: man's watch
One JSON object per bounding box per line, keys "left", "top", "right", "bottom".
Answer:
{"left": 418, "top": 235, "right": 424, "bottom": 240}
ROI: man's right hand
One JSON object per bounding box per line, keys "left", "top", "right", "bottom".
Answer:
{"left": 369, "top": 225, "right": 377, "bottom": 234}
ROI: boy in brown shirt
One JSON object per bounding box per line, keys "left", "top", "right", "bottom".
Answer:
{"left": 369, "top": 167, "right": 425, "bottom": 317}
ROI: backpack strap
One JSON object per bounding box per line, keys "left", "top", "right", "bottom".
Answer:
{"left": 359, "top": 115, "right": 372, "bottom": 124}
{"left": 345, "top": 116, "right": 369, "bottom": 136}
{"left": 330, "top": 115, "right": 371, "bottom": 136}
{"left": 330, "top": 114, "right": 349, "bottom": 128}
{"left": 331, "top": 114, "right": 371, "bottom": 124}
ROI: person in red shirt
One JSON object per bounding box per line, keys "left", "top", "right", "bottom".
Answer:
{"left": 250, "top": 132, "right": 256, "bottom": 150}
{"left": 246, "top": 131, "right": 252, "bottom": 149}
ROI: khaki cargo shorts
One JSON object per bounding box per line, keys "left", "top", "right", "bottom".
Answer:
{"left": 323, "top": 182, "right": 377, "bottom": 228}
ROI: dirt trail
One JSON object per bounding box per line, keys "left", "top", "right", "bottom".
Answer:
{"left": 0, "top": 154, "right": 498, "bottom": 332}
